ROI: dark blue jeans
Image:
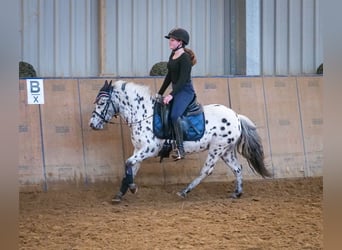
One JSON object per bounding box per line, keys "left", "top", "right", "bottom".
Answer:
{"left": 170, "top": 81, "right": 195, "bottom": 123}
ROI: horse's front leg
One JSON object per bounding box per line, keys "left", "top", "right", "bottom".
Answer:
{"left": 112, "top": 158, "right": 141, "bottom": 203}
{"left": 112, "top": 141, "right": 160, "bottom": 203}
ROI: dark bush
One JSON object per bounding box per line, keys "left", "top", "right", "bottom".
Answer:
{"left": 19, "top": 61, "right": 37, "bottom": 77}
{"left": 149, "top": 61, "right": 167, "bottom": 76}
{"left": 316, "top": 63, "right": 323, "bottom": 74}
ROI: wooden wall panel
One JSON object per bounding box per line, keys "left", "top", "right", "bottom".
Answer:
{"left": 229, "top": 77, "right": 272, "bottom": 179}
{"left": 79, "top": 78, "right": 125, "bottom": 183}
{"left": 263, "top": 77, "right": 305, "bottom": 178}
{"left": 19, "top": 80, "right": 45, "bottom": 191}
{"left": 193, "top": 77, "right": 230, "bottom": 106}
{"left": 297, "top": 77, "right": 323, "bottom": 176}
{"left": 39, "top": 79, "right": 85, "bottom": 187}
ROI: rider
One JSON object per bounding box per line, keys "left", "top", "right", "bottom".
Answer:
{"left": 157, "top": 27, "right": 197, "bottom": 160}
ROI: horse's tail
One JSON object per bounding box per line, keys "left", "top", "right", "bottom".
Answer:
{"left": 237, "top": 114, "right": 272, "bottom": 178}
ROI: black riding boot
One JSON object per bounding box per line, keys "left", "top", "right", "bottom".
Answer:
{"left": 172, "top": 117, "right": 185, "bottom": 161}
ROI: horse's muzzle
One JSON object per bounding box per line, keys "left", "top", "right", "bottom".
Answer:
{"left": 89, "top": 122, "right": 103, "bottom": 130}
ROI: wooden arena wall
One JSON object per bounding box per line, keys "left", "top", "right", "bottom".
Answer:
{"left": 19, "top": 76, "right": 323, "bottom": 191}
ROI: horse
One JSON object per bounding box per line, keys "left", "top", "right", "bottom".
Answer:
{"left": 89, "top": 80, "right": 272, "bottom": 203}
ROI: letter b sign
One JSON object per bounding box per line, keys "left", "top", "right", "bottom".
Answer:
{"left": 27, "top": 79, "right": 44, "bottom": 104}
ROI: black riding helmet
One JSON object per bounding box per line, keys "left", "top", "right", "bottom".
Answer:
{"left": 164, "top": 28, "right": 190, "bottom": 45}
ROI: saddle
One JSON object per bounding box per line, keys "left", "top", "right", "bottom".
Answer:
{"left": 153, "top": 95, "right": 205, "bottom": 162}
{"left": 153, "top": 95, "right": 205, "bottom": 141}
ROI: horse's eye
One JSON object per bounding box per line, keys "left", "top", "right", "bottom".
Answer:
{"left": 96, "top": 98, "right": 107, "bottom": 105}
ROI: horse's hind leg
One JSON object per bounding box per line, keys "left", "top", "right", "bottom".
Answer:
{"left": 221, "top": 149, "right": 243, "bottom": 198}
{"left": 177, "top": 150, "right": 221, "bottom": 198}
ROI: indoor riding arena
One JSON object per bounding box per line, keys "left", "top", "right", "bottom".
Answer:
{"left": 19, "top": 76, "right": 323, "bottom": 249}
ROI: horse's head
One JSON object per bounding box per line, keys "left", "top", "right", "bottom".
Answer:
{"left": 89, "top": 80, "right": 117, "bottom": 130}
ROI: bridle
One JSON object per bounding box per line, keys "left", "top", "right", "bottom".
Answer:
{"left": 92, "top": 90, "right": 118, "bottom": 125}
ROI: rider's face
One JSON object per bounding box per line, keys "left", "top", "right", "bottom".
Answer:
{"left": 169, "top": 38, "right": 182, "bottom": 50}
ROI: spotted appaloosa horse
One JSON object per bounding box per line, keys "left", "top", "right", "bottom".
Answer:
{"left": 89, "top": 80, "right": 272, "bottom": 203}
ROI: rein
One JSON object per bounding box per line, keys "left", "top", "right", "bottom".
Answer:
{"left": 106, "top": 114, "right": 154, "bottom": 126}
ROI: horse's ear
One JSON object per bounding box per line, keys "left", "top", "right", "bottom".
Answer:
{"left": 104, "top": 80, "right": 108, "bottom": 87}
{"left": 109, "top": 80, "right": 112, "bottom": 86}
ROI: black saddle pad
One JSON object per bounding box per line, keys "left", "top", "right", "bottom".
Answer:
{"left": 153, "top": 96, "right": 205, "bottom": 141}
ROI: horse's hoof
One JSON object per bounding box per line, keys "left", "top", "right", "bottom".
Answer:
{"left": 230, "top": 192, "right": 242, "bottom": 199}
{"left": 176, "top": 191, "right": 186, "bottom": 198}
{"left": 112, "top": 193, "right": 122, "bottom": 204}
{"left": 129, "top": 183, "right": 138, "bottom": 194}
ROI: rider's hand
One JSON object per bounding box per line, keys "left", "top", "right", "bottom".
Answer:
{"left": 163, "top": 94, "right": 173, "bottom": 104}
